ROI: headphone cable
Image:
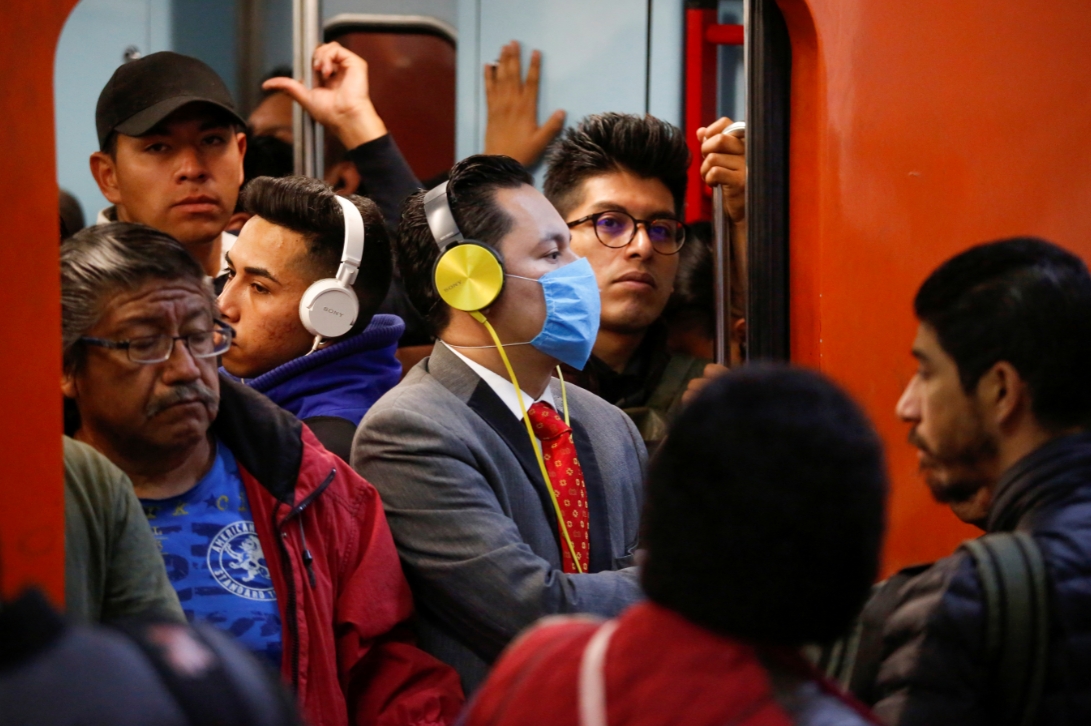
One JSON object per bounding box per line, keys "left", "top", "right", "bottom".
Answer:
{"left": 471, "top": 311, "right": 584, "bottom": 574}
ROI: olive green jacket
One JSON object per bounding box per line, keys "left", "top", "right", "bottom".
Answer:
{"left": 64, "top": 436, "right": 184, "bottom": 623}
{"left": 621, "top": 352, "right": 708, "bottom": 449}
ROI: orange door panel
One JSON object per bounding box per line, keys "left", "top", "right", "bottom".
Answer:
{"left": 0, "top": 0, "right": 79, "bottom": 604}
{"left": 782, "top": 0, "right": 1091, "bottom": 575}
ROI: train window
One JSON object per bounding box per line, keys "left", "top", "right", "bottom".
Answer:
{"left": 718, "top": 1, "right": 745, "bottom": 122}
{"left": 324, "top": 15, "right": 457, "bottom": 184}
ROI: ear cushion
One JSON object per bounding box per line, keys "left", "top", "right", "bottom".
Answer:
{"left": 299, "top": 280, "right": 359, "bottom": 338}
{"left": 433, "top": 243, "right": 505, "bottom": 312}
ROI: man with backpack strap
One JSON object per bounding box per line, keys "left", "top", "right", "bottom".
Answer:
{"left": 865, "top": 237, "right": 1091, "bottom": 725}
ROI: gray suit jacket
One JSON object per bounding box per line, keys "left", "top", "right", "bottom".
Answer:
{"left": 351, "top": 342, "right": 646, "bottom": 692}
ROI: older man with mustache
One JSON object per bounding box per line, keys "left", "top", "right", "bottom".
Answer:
{"left": 61, "top": 223, "right": 464, "bottom": 726}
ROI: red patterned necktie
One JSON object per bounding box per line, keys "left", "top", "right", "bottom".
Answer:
{"left": 527, "top": 401, "right": 590, "bottom": 573}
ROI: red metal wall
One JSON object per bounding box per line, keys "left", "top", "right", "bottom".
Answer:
{"left": 781, "top": 0, "right": 1091, "bottom": 574}
{"left": 0, "top": 0, "right": 77, "bottom": 603}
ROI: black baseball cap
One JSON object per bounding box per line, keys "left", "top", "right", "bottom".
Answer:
{"left": 95, "top": 52, "right": 246, "bottom": 150}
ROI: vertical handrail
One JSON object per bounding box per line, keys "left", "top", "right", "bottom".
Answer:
{"left": 713, "top": 122, "right": 746, "bottom": 365}
{"left": 293, "top": 0, "right": 321, "bottom": 177}
{"left": 713, "top": 184, "right": 729, "bottom": 364}
{"left": 684, "top": 2, "right": 747, "bottom": 361}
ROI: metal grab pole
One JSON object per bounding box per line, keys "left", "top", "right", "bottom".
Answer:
{"left": 293, "top": 0, "right": 321, "bottom": 177}
{"left": 713, "top": 121, "right": 746, "bottom": 366}
{"left": 712, "top": 185, "right": 729, "bottom": 365}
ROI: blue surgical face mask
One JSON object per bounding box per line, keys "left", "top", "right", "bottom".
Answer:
{"left": 508, "top": 256, "right": 601, "bottom": 370}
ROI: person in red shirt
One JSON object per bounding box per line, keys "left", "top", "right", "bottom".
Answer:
{"left": 464, "top": 366, "right": 888, "bottom": 726}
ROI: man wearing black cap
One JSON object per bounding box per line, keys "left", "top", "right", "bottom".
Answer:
{"left": 89, "top": 52, "right": 247, "bottom": 278}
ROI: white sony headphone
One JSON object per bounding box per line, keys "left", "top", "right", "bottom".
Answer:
{"left": 298, "top": 195, "right": 365, "bottom": 339}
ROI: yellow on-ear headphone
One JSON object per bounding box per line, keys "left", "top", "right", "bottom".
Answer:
{"left": 424, "top": 181, "right": 585, "bottom": 574}
{"left": 424, "top": 181, "right": 506, "bottom": 312}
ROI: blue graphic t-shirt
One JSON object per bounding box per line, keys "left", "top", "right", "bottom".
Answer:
{"left": 141, "top": 439, "right": 283, "bottom": 670}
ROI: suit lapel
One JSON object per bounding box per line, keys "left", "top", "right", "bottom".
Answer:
{"left": 569, "top": 415, "right": 613, "bottom": 573}
{"left": 430, "top": 343, "right": 614, "bottom": 571}
{"left": 466, "top": 381, "right": 562, "bottom": 547}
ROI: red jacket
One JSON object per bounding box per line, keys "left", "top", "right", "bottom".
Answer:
{"left": 464, "top": 602, "right": 878, "bottom": 726}
{"left": 214, "top": 378, "right": 464, "bottom": 726}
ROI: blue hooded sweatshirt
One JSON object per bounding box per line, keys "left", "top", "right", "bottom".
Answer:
{"left": 221, "top": 314, "right": 404, "bottom": 459}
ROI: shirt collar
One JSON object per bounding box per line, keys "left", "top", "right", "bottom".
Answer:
{"left": 97, "top": 207, "right": 234, "bottom": 277}
{"left": 96, "top": 206, "right": 115, "bottom": 224}
{"left": 218, "top": 230, "right": 236, "bottom": 277}
{"left": 442, "top": 341, "right": 555, "bottom": 421}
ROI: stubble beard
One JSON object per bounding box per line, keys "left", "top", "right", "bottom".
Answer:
{"left": 909, "top": 420, "right": 998, "bottom": 506}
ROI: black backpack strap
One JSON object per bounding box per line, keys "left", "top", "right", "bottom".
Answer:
{"left": 817, "top": 564, "right": 930, "bottom": 704}
{"left": 961, "top": 531, "right": 1049, "bottom": 726}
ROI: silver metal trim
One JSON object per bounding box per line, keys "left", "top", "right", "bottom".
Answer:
{"left": 424, "top": 182, "right": 464, "bottom": 249}
{"left": 324, "top": 13, "right": 458, "bottom": 45}
{"left": 713, "top": 185, "right": 729, "bottom": 366}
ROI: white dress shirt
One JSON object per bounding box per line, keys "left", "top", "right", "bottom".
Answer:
{"left": 442, "top": 341, "right": 556, "bottom": 421}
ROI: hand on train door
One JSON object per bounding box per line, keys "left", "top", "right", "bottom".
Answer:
{"left": 484, "top": 40, "right": 566, "bottom": 167}
{"left": 698, "top": 117, "right": 747, "bottom": 224}
{"left": 263, "top": 41, "right": 388, "bottom": 150}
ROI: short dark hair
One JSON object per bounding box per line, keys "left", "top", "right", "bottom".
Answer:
{"left": 915, "top": 237, "right": 1091, "bottom": 431}
{"left": 241, "top": 175, "right": 392, "bottom": 337}
{"left": 663, "top": 221, "right": 714, "bottom": 338}
{"left": 243, "top": 134, "right": 293, "bottom": 182}
{"left": 61, "top": 222, "right": 215, "bottom": 375}
{"left": 641, "top": 365, "right": 888, "bottom": 646}
{"left": 260, "top": 66, "right": 293, "bottom": 99}
{"left": 543, "top": 113, "right": 690, "bottom": 218}
{"left": 396, "top": 155, "right": 533, "bottom": 334}
{"left": 101, "top": 131, "right": 118, "bottom": 157}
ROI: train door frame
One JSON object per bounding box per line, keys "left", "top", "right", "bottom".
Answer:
{"left": 0, "top": 0, "right": 78, "bottom": 604}
{"left": 746, "top": 0, "right": 791, "bottom": 361}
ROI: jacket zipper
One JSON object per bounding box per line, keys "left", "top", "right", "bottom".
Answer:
{"left": 298, "top": 518, "right": 316, "bottom": 587}
{"left": 276, "top": 468, "right": 336, "bottom": 691}
{"left": 274, "top": 504, "right": 301, "bottom": 691}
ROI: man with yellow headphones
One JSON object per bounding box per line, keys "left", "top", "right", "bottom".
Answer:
{"left": 351, "top": 155, "right": 646, "bottom": 693}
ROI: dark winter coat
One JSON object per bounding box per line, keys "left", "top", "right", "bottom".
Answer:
{"left": 872, "top": 431, "right": 1091, "bottom": 725}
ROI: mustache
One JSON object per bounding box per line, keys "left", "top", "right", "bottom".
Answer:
{"left": 145, "top": 381, "right": 219, "bottom": 418}
{"left": 929, "top": 477, "right": 988, "bottom": 505}
{"left": 906, "top": 426, "right": 933, "bottom": 457}
{"left": 907, "top": 425, "right": 994, "bottom": 505}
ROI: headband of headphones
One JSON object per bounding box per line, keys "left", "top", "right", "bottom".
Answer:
{"left": 424, "top": 181, "right": 465, "bottom": 249}
{"left": 333, "top": 195, "right": 365, "bottom": 285}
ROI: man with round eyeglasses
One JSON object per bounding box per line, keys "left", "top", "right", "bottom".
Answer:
{"left": 567, "top": 210, "right": 688, "bottom": 254}
{"left": 543, "top": 113, "right": 702, "bottom": 448}
{"left": 60, "top": 222, "right": 464, "bottom": 725}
